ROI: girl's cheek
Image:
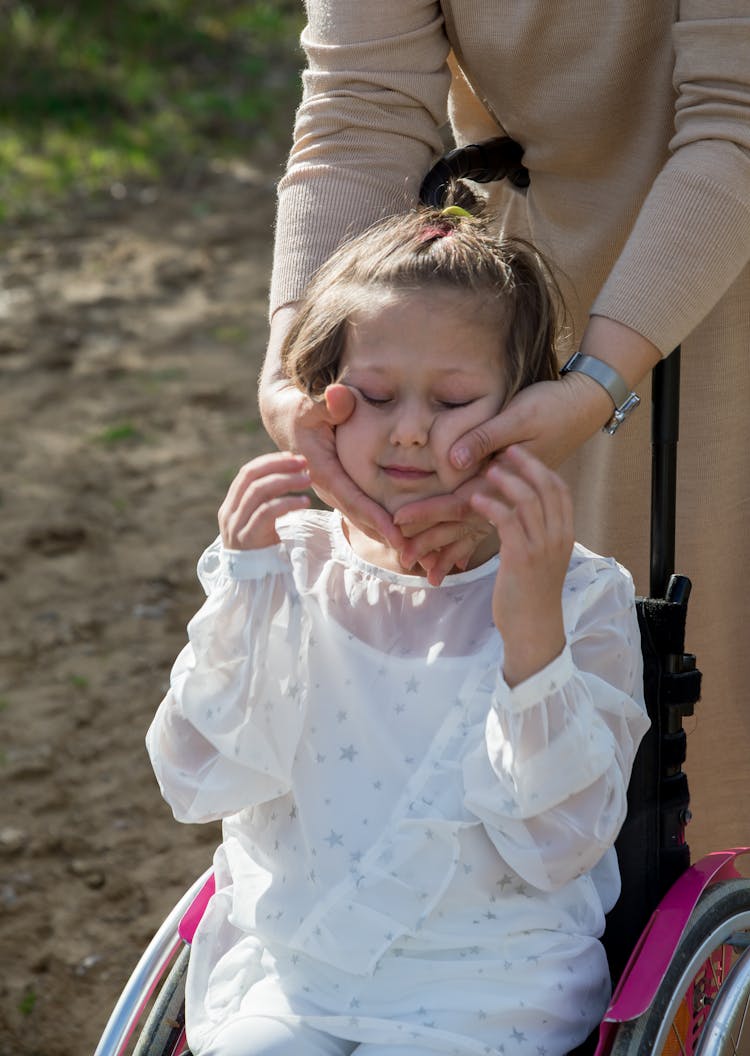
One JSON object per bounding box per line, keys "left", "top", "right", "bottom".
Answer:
{"left": 432, "top": 414, "right": 469, "bottom": 455}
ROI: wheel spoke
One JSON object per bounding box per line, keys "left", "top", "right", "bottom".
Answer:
{"left": 708, "top": 949, "right": 725, "bottom": 993}
{"left": 728, "top": 989, "right": 750, "bottom": 1056}
{"left": 669, "top": 1016, "right": 688, "bottom": 1056}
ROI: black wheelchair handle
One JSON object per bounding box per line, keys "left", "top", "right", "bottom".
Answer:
{"left": 419, "top": 136, "right": 529, "bottom": 207}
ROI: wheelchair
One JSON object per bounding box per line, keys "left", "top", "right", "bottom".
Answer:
{"left": 94, "top": 140, "right": 750, "bottom": 1056}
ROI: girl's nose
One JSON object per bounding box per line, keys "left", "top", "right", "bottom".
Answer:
{"left": 389, "top": 405, "right": 432, "bottom": 446}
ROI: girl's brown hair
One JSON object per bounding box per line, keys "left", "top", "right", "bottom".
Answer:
{"left": 281, "top": 183, "right": 562, "bottom": 403}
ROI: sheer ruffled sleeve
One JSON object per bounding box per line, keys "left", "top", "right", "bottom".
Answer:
{"left": 462, "top": 556, "right": 649, "bottom": 892}
{"left": 146, "top": 539, "right": 309, "bottom": 824}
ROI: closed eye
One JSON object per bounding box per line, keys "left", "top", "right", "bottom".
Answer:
{"left": 359, "top": 392, "right": 392, "bottom": 406}
{"left": 438, "top": 398, "right": 476, "bottom": 409}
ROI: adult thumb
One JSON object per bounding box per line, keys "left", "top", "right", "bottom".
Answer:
{"left": 449, "top": 401, "right": 526, "bottom": 470}
{"left": 324, "top": 383, "right": 357, "bottom": 425}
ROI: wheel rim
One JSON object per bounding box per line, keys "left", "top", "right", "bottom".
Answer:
{"left": 649, "top": 909, "right": 750, "bottom": 1055}
{"left": 693, "top": 945, "right": 750, "bottom": 1056}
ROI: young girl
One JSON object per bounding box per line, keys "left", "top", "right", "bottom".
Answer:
{"left": 146, "top": 199, "right": 649, "bottom": 1056}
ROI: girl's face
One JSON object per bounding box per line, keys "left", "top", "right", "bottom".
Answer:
{"left": 333, "top": 288, "right": 508, "bottom": 517}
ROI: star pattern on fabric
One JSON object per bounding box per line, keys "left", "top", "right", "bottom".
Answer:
{"left": 165, "top": 522, "right": 639, "bottom": 1055}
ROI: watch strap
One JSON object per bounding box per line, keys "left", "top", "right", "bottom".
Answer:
{"left": 560, "top": 352, "right": 641, "bottom": 435}
{"left": 560, "top": 352, "right": 630, "bottom": 407}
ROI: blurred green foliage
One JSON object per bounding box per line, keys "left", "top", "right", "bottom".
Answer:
{"left": 0, "top": 0, "right": 305, "bottom": 220}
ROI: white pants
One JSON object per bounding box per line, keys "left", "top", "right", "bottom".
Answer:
{"left": 199, "top": 1016, "right": 433, "bottom": 1056}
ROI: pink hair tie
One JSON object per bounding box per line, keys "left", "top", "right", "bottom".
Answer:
{"left": 419, "top": 222, "right": 453, "bottom": 241}
{"left": 418, "top": 205, "right": 473, "bottom": 242}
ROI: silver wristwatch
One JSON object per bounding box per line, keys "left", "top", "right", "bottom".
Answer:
{"left": 560, "top": 352, "right": 640, "bottom": 435}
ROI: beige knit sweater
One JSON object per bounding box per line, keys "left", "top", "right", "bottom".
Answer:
{"left": 269, "top": 0, "right": 750, "bottom": 857}
{"left": 271, "top": 0, "right": 750, "bottom": 355}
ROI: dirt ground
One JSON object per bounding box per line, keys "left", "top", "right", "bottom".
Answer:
{"left": 0, "top": 163, "right": 286, "bottom": 1055}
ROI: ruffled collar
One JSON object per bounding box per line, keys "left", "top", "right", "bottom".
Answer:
{"left": 332, "top": 510, "right": 500, "bottom": 588}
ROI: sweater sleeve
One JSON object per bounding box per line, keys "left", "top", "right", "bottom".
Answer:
{"left": 592, "top": 2, "right": 750, "bottom": 354}
{"left": 269, "top": 0, "right": 451, "bottom": 315}
{"left": 146, "top": 542, "right": 309, "bottom": 824}
{"left": 462, "top": 559, "right": 649, "bottom": 892}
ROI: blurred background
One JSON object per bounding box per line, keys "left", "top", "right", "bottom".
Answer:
{"left": 0, "top": 2, "right": 304, "bottom": 1052}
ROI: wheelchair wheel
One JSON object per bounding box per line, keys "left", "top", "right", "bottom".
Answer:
{"left": 610, "top": 879, "right": 750, "bottom": 1056}
{"left": 132, "top": 943, "right": 190, "bottom": 1056}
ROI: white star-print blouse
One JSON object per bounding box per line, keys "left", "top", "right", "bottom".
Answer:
{"left": 147, "top": 509, "right": 648, "bottom": 984}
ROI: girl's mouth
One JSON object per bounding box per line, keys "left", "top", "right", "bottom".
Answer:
{"left": 382, "top": 465, "right": 434, "bottom": 480}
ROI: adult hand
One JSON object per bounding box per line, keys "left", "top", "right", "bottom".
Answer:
{"left": 394, "top": 474, "right": 497, "bottom": 585}
{"left": 395, "top": 372, "right": 602, "bottom": 582}
{"left": 449, "top": 316, "right": 661, "bottom": 473}
{"left": 396, "top": 316, "right": 662, "bottom": 579}
{"left": 259, "top": 310, "right": 404, "bottom": 551}
{"left": 470, "top": 445, "right": 573, "bottom": 688}
{"left": 448, "top": 371, "right": 611, "bottom": 475}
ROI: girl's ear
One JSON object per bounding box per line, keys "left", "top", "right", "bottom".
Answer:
{"left": 324, "top": 383, "right": 357, "bottom": 424}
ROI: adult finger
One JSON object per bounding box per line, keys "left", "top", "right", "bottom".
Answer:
{"left": 393, "top": 492, "right": 471, "bottom": 539}
{"left": 399, "top": 520, "right": 477, "bottom": 566}
{"left": 324, "top": 383, "right": 357, "bottom": 424}
{"left": 449, "top": 374, "right": 616, "bottom": 474}
{"left": 449, "top": 396, "right": 536, "bottom": 471}
{"left": 421, "top": 535, "right": 487, "bottom": 586}
{"left": 311, "top": 443, "right": 404, "bottom": 550}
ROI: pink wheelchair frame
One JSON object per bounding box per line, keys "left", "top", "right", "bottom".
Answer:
{"left": 94, "top": 141, "right": 750, "bottom": 1056}
{"left": 93, "top": 846, "right": 750, "bottom": 1056}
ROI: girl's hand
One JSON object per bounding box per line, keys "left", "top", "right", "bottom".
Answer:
{"left": 219, "top": 452, "right": 312, "bottom": 550}
{"left": 470, "top": 446, "right": 574, "bottom": 688}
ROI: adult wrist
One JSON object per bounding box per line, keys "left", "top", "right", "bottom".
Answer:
{"left": 560, "top": 352, "right": 640, "bottom": 435}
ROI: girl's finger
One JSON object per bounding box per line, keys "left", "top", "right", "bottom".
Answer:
{"left": 221, "top": 452, "right": 309, "bottom": 516}
{"left": 232, "top": 494, "right": 311, "bottom": 548}
{"left": 470, "top": 491, "right": 528, "bottom": 561}
{"left": 231, "top": 468, "right": 312, "bottom": 527}
{"left": 484, "top": 461, "right": 544, "bottom": 543}
{"left": 500, "top": 446, "right": 573, "bottom": 540}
